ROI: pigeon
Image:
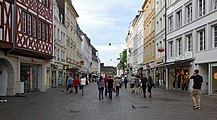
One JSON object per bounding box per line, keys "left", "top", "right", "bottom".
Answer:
{"left": 132, "top": 105, "right": 136, "bottom": 108}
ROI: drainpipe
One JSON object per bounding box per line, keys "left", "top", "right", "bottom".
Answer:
{"left": 6, "top": 0, "right": 16, "bottom": 55}
{"left": 164, "top": 0, "right": 168, "bottom": 89}
{"left": 164, "top": 0, "right": 167, "bottom": 63}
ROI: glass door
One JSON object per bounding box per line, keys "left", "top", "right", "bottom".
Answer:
{"left": 211, "top": 65, "right": 217, "bottom": 94}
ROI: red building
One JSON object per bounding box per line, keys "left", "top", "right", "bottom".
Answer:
{"left": 0, "top": 0, "right": 53, "bottom": 96}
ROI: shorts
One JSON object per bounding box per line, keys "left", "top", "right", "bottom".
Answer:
{"left": 191, "top": 89, "right": 201, "bottom": 98}
{"left": 130, "top": 84, "right": 135, "bottom": 88}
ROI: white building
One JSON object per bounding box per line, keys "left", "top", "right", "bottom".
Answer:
{"left": 78, "top": 27, "right": 91, "bottom": 75}
{"left": 155, "top": 0, "right": 166, "bottom": 88}
{"left": 52, "top": 0, "right": 67, "bottom": 88}
{"left": 166, "top": 0, "right": 217, "bottom": 94}
{"left": 126, "top": 22, "right": 134, "bottom": 74}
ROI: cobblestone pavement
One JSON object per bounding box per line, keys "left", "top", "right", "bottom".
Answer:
{"left": 0, "top": 82, "right": 217, "bottom": 120}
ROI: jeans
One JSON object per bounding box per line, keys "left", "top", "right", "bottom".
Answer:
{"left": 108, "top": 87, "right": 113, "bottom": 99}
{"left": 98, "top": 87, "right": 104, "bottom": 100}
{"left": 116, "top": 86, "right": 120, "bottom": 95}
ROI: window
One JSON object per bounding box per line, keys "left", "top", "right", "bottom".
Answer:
{"left": 169, "top": 41, "right": 173, "bottom": 57}
{"left": 176, "top": 10, "right": 182, "bottom": 28}
{"left": 0, "top": 4, "right": 2, "bottom": 26}
{"left": 198, "top": 0, "right": 205, "bottom": 17}
{"left": 38, "top": 20, "right": 41, "bottom": 39}
{"left": 160, "top": 18, "right": 162, "bottom": 30}
{"left": 186, "top": 3, "right": 192, "bottom": 23}
{"left": 42, "top": 22, "right": 45, "bottom": 40}
{"left": 46, "top": 24, "right": 49, "bottom": 41}
{"left": 54, "top": 26, "right": 56, "bottom": 39}
{"left": 42, "top": 0, "right": 49, "bottom": 7}
{"left": 186, "top": 34, "right": 192, "bottom": 51}
{"left": 176, "top": 38, "right": 182, "bottom": 55}
{"left": 58, "top": 49, "right": 60, "bottom": 61}
{"left": 214, "top": 26, "right": 217, "bottom": 47}
{"left": 28, "top": 14, "right": 31, "bottom": 35}
{"left": 22, "top": 11, "right": 27, "bottom": 33}
{"left": 168, "top": 15, "right": 173, "bottom": 32}
{"left": 32, "top": 16, "right": 36, "bottom": 37}
{"left": 198, "top": 29, "right": 206, "bottom": 51}
{"left": 212, "top": 0, "right": 217, "bottom": 10}
{"left": 57, "top": 29, "right": 60, "bottom": 40}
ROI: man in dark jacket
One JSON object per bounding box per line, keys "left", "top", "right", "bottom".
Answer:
{"left": 140, "top": 74, "right": 148, "bottom": 98}
{"left": 190, "top": 69, "right": 203, "bottom": 110}
{"left": 107, "top": 76, "right": 114, "bottom": 100}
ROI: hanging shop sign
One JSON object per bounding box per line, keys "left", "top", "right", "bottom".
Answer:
{"left": 51, "top": 64, "right": 58, "bottom": 69}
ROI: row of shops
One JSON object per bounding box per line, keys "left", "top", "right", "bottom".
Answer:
{"left": 0, "top": 54, "right": 93, "bottom": 96}
{"left": 133, "top": 57, "right": 217, "bottom": 95}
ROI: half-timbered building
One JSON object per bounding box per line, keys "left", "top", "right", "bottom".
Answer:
{"left": 0, "top": 0, "right": 53, "bottom": 96}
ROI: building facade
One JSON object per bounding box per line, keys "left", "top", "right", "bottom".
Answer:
{"left": 142, "top": 0, "right": 156, "bottom": 79}
{"left": 51, "top": 0, "right": 67, "bottom": 88}
{"left": 166, "top": 0, "right": 217, "bottom": 94}
{"left": 155, "top": 0, "right": 166, "bottom": 88}
{"left": 64, "top": 0, "right": 79, "bottom": 77}
{"left": 0, "top": 0, "right": 53, "bottom": 96}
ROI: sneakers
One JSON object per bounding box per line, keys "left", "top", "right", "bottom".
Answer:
{"left": 193, "top": 106, "right": 200, "bottom": 110}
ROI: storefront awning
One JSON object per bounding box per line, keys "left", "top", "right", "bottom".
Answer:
{"left": 156, "top": 58, "right": 194, "bottom": 67}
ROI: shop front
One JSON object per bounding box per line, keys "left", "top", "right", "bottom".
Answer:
{"left": 168, "top": 66, "right": 190, "bottom": 91}
{"left": 210, "top": 63, "right": 217, "bottom": 94}
{"left": 155, "top": 58, "right": 166, "bottom": 88}
{"left": 20, "top": 63, "right": 42, "bottom": 92}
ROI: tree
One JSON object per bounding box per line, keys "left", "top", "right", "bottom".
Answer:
{"left": 117, "top": 49, "right": 127, "bottom": 75}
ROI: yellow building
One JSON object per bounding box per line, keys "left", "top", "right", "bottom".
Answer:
{"left": 142, "top": 0, "right": 155, "bottom": 75}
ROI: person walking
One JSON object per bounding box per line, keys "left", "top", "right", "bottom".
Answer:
{"left": 114, "top": 76, "right": 121, "bottom": 96}
{"left": 141, "top": 74, "right": 148, "bottom": 98}
{"left": 73, "top": 75, "right": 80, "bottom": 94}
{"left": 189, "top": 69, "right": 203, "bottom": 110}
{"left": 67, "top": 74, "right": 74, "bottom": 93}
{"left": 130, "top": 74, "right": 136, "bottom": 94}
{"left": 97, "top": 76, "right": 104, "bottom": 100}
{"left": 107, "top": 76, "right": 114, "bottom": 100}
{"left": 135, "top": 75, "right": 140, "bottom": 94}
{"left": 103, "top": 75, "right": 109, "bottom": 96}
{"left": 124, "top": 77, "right": 128, "bottom": 89}
{"left": 147, "top": 76, "right": 154, "bottom": 98}
{"left": 80, "top": 74, "right": 86, "bottom": 95}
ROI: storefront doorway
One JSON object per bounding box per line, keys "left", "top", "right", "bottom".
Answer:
{"left": 20, "top": 63, "right": 42, "bottom": 92}
{"left": 168, "top": 67, "right": 190, "bottom": 91}
{"left": 0, "top": 61, "right": 8, "bottom": 96}
{"left": 211, "top": 64, "right": 217, "bottom": 94}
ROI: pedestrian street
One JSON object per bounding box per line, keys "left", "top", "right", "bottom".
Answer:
{"left": 0, "top": 82, "right": 217, "bottom": 120}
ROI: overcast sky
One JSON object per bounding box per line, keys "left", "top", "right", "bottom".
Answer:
{"left": 72, "top": 0, "right": 144, "bottom": 66}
